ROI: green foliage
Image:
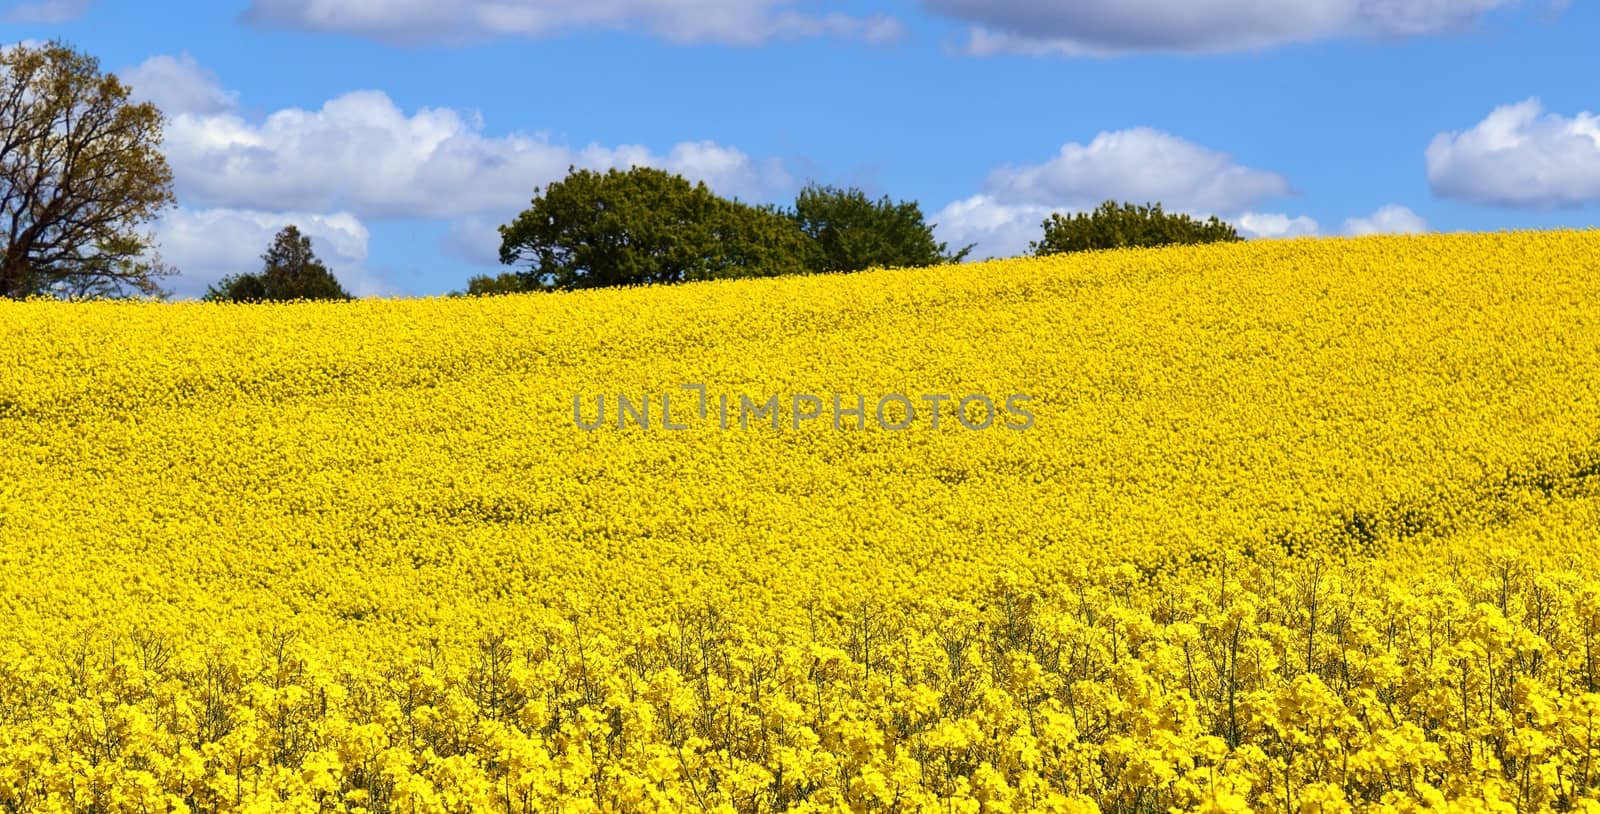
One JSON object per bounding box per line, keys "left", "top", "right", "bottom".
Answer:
{"left": 788, "top": 183, "right": 973, "bottom": 273}
{"left": 204, "top": 225, "right": 353, "bottom": 302}
{"left": 497, "top": 166, "right": 810, "bottom": 291}
{"left": 489, "top": 168, "right": 976, "bottom": 294}
{"left": 1, "top": 40, "right": 176, "bottom": 299}
{"left": 1030, "top": 201, "right": 1243, "bottom": 256}
{"left": 459, "top": 272, "right": 530, "bottom": 297}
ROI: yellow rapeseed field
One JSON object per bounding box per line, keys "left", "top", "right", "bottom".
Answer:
{"left": 4, "top": 230, "right": 1600, "bottom": 813}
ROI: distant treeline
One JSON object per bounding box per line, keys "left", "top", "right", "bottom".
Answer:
{"left": 458, "top": 168, "right": 1244, "bottom": 297}
{"left": 0, "top": 40, "right": 1242, "bottom": 302}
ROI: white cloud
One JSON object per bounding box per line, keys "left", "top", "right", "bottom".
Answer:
{"left": 982, "top": 128, "right": 1292, "bottom": 213}
{"left": 127, "top": 53, "right": 803, "bottom": 297}
{"left": 163, "top": 89, "right": 798, "bottom": 219}
{"left": 927, "top": 195, "right": 1066, "bottom": 261}
{"left": 240, "top": 0, "right": 906, "bottom": 46}
{"left": 928, "top": 129, "right": 1296, "bottom": 260}
{"left": 119, "top": 53, "right": 239, "bottom": 116}
{"left": 1426, "top": 98, "right": 1600, "bottom": 209}
{"left": 1343, "top": 204, "right": 1428, "bottom": 235}
{"left": 769, "top": 10, "right": 906, "bottom": 44}
{"left": 656, "top": 140, "right": 795, "bottom": 203}
{"left": 927, "top": 0, "right": 1527, "bottom": 55}
{"left": 4, "top": 0, "right": 91, "bottom": 23}
{"left": 1237, "top": 212, "right": 1321, "bottom": 238}
{"left": 153, "top": 208, "right": 394, "bottom": 298}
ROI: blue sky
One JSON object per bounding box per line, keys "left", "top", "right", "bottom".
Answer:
{"left": 5, "top": 0, "right": 1598, "bottom": 297}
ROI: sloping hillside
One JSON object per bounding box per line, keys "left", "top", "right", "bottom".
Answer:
{"left": 3, "top": 230, "right": 1599, "bottom": 811}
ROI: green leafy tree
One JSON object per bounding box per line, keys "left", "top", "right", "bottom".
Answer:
{"left": 788, "top": 183, "right": 973, "bottom": 273}
{"left": 1030, "top": 201, "right": 1243, "bottom": 256}
{"left": 458, "top": 272, "right": 527, "bottom": 297}
{"left": 495, "top": 166, "right": 810, "bottom": 291}
{"left": 204, "top": 225, "right": 352, "bottom": 302}
{"left": 1, "top": 40, "right": 176, "bottom": 299}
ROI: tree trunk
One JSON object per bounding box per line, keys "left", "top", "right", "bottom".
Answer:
{"left": 0, "top": 249, "right": 30, "bottom": 299}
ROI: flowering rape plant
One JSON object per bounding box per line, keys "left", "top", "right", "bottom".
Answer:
{"left": 3, "top": 231, "right": 1600, "bottom": 812}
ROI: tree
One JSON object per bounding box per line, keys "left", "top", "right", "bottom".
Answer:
{"left": 204, "top": 225, "right": 353, "bottom": 302}
{"left": 787, "top": 183, "right": 973, "bottom": 273}
{"left": 458, "top": 271, "right": 527, "bottom": 297}
{"left": 496, "top": 165, "right": 810, "bottom": 291}
{"left": 1030, "top": 201, "right": 1242, "bottom": 256}
{"left": 1, "top": 40, "right": 176, "bottom": 299}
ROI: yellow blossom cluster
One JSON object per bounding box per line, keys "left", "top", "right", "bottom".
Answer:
{"left": 3, "top": 231, "right": 1600, "bottom": 812}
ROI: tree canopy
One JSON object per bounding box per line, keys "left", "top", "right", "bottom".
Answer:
{"left": 1031, "top": 201, "right": 1243, "bottom": 256}
{"left": 1, "top": 40, "right": 175, "bottom": 299}
{"left": 788, "top": 183, "right": 972, "bottom": 273}
{"left": 458, "top": 272, "right": 527, "bottom": 297}
{"left": 204, "top": 225, "right": 352, "bottom": 302}
{"left": 476, "top": 168, "right": 981, "bottom": 295}
{"left": 491, "top": 165, "right": 810, "bottom": 292}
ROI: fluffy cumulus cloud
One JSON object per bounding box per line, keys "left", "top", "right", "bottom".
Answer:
{"left": 925, "top": 196, "right": 1061, "bottom": 261}
{"left": 162, "top": 90, "right": 796, "bottom": 220}
{"left": 983, "top": 128, "right": 1291, "bottom": 213}
{"left": 1426, "top": 98, "right": 1600, "bottom": 209}
{"left": 928, "top": 127, "right": 1292, "bottom": 260}
{"left": 119, "top": 53, "right": 239, "bottom": 116}
{"left": 153, "top": 208, "right": 393, "bottom": 298}
{"left": 925, "top": 0, "right": 1524, "bottom": 56}
{"left": 1236, "top": 212, "right": 1320, "bottom": 239}
{"left": 240, "top": 0, "right": 905, "bottom": 46}
{"left": 129, "top": 52, "right": 802, "bottom": 292}
{"left": 1343, "top": 204, "right": 1427, "bottom": 235}
{"left": 653, "top": 140, "right": 797, "bottom": 204}
{"left": 4, "top": 0, "right": 91, "bottom": 23}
